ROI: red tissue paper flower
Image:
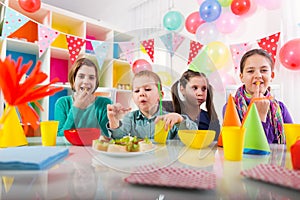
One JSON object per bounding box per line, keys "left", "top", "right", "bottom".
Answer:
{"left": 0, "top": 56, "right": 63, "bottom": 130}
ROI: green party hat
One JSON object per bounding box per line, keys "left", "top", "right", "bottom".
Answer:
{"left": 242, "top": 103, "right": 270, "bottom": 154}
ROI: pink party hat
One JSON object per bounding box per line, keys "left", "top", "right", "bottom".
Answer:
{"left": 218, "top": 94, "right": 241, "bottom": 147}
{"left": 242, "top": 103, "right": 270, "bottom": 154}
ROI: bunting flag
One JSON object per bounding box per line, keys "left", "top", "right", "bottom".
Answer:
{"left": 2, "top": 7, "right": 29, "bottom": 38}
{"left": 141, "top": 38, "right": 154, "bottom": 62}
{"left": 257, "top": 32, "right": 281, "bottom": 62}
{"left": 66, "top": 35, "right": 86, "bottom": 64}
{"left": 119, "top": 41, "right": 136, "bottom": 65}
{"left": 230, "top": 42, "right": 252, "bottom": 74}
{"left": 37, "top": 24, "right": 59, "bottom": 57}
{"left": 187, "top": 40, "right": 203, "bottom": 65}
{"left": 159, "top": 33, "right": 185, "bottom": 57}
{"left": 172, "top": 33, "right": 185, "bottom": 55}
{"left": 91, "top": 40, "right": 110, "bottom": 70}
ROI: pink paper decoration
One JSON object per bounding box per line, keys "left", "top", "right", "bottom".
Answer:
{"left": 230, "top": 43, "right": 252, "bottom": 73}
{"left": 187, "top": 40, "right": 203, "bottom": 65}
{"left": 119, "top": 42, "right": 136, "bottom": 65}
{"left": 38, "top": 24, "right": 59, "bottom": 57}
{"left": 141, "top": 39, "right": 154, "bottom": 62}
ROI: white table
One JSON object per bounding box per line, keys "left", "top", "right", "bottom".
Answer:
{"left": 0, "top": 137, "right": 299, "bottom": 200}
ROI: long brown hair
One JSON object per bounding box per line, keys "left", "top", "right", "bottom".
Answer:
{"left": 171, "top": 70, "right": 218, "bottom": 121}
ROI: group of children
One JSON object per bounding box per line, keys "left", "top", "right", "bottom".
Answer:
{"left": 54, "top": 49, "right": 293, "bottom": 144}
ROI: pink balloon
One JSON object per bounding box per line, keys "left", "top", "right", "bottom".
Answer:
{"left": 216, "top": 12, "right": 240, "bottom": 34}
{"left": 185, "top": 12, "right": 205, "bottom": 34}
{"left": 132, "top": 59, "right": 152, "bottom": 74}
{"left": 279, "top": 39, "right": 300, "bottom": 71}
{"left": 209, "top": 70, "right": 236, "bottom": 92}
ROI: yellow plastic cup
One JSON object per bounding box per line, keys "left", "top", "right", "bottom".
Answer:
{"left": 283, "top": 124, "right": 300, "bottom": 152}
{"left": 40, "top": 121, "right": 59, "bottom": 146}
{"left": 154, "top": 120, "right": 169, "bottom": 144}
{"left": 222, "top": 126, "right": 246, "bottom": 161}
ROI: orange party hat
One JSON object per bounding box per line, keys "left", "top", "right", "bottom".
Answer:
{"left": 218, "top": 94, "right": 241, "bottom": 147}
{"left": 242, "top": 103, "right": 270, "bottom": 154}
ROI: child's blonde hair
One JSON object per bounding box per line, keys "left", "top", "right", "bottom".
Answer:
{"left": 132, "top": 70, "right": 162, "bottom": 90}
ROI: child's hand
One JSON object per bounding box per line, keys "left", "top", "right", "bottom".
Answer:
{"left": 73, "top": 89, "right": 95, "bottom": 109}
{"left": 252, "top": 81, "right": 270, "bottom": 122}
{"left": 107, "top": 103, "right": 131, "bottom": 129}
{"left": 155, "top": 113, "right": 184, "bottom": 130}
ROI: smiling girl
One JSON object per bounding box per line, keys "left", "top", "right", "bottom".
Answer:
{"left": 55, "top": 58, "right": 112, "bottom": 137}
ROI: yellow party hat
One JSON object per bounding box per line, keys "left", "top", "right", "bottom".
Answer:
{"left": 242, "top": 103, "right": 270, "bottom": 154}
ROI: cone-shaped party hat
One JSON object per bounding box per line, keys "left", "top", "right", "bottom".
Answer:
{"left": 242, "top": 103, "right": 270, "bottom": 154}
{"left": 218, "top": 94, "right": 242, "bottom": 147}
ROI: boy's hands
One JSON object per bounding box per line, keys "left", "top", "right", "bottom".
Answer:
{"left": 155, "top": 113, "right": 184, "bottom": 130}
{"left": 107, "top": 103, "right": 131, "bottom": 129}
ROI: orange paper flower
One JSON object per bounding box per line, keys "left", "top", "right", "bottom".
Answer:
{"left": 0, "top": 56, "right": 63, "bottom": 130}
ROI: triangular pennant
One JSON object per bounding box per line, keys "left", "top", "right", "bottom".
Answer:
{"left": 230, "top": 43, "right": 252, "bottom": 74}
{"left": 218, "top": 94, "right": 241, "bottom": 147}
{"left": 66, "top": 35, "right": 86, "bottom": 64}
{"left": 92, "top": 40, "right": 110, "bottom": 71}
{"left": 187, "top": 40, "right": 203, "bottom": 65}
{"left": 2, "top": 7, "right": 29, "bottom": 38}
{"left": 37, "top": 24, "right": 59, "bottom": 57}
{"left": 119, "top": 41, "right": 136, "bottom": 65}
{"left": 172, "top": 33, "right": 185, "bottom": 54}
{"left": 2, "top": 176, "right": 14, "bottom": 193}
{"left": 159, "top": 33, "right": 173, "bottom": 56}
{"left": 141, "top": 39, "right": 154, "bottom": 62}
{"left": 242, "top": 103, "right": 271, "bottom": 154}
{"left": 257, "top": 32, "right": 280, "bottom": 62}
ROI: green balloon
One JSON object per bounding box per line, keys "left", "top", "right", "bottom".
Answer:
{"left": 163, "top": 11, "right": 184, "bottom": 31}
{"left": 218, "top": 0, "right": 233, "bottom": 7}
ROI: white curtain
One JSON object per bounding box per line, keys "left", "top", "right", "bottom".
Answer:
{"left": 277, "top": 0, "right": 300, "bottom": 123}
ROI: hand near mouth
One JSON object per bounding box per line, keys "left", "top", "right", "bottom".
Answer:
{"left": 251, "top": 81, "right": 270, "bottom": 122}
{"left": 73, "top": 88, "right": 95, "bottom": 109}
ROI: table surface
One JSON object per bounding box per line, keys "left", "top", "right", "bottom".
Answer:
{"left": 0, "top": 137, "right": 299, "bottom": 200}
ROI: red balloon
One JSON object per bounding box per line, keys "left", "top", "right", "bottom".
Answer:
{"left": 279, "top": 38, "right": 300, "bottom": 70}
{"left": 132, "top": 59, "right": 152, "bottom": 74}
{"left": 19, "top": 0, "right": 41, "bottom": 13}
{"left": 185, "top": 12, "right": 205, "bottom": 34}
{"left": 231, "top": 0, "right": 251, "bottom": 16}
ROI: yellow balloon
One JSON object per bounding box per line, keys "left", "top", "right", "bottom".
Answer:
{"left": 156, "top": 71, "right": 172, "bottom": 86}
{"left": 204, "top": 41, "right": 230, "bottom": 70}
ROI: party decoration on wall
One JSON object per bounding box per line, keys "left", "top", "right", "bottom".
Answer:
{"left": 92, "top": 41, "right": 110, "bottom": 70}
{"left": 141, "top": 39, "right": 154, "bottom": 62}
{"left": 217, "top": 94, "right": 242, "bottom": 147}
{"left": 279, "top": 38, "right": 300, "bottom": 70}
{"left": 215, "top": 11, "right": 241, "bottom": 34}
{"left": 140, "top": 44, "right": 147, "bottom": 54}
{"left": 132, "top": 59, "right": 152, "bottom": 74}
{"left": 189, "top": 49, "right": 215, "bottom": 76}
{"left": 66, "top": 35, "right": 86, "bottom": 64}
{"left": 18, "top": 0, "right": 41, "bottom": 13}
{"left": 187, "top": 40, "right": 203, "bottom": 65}
{"left": 204, "top": 41, "right": 230, "bottom": 69}
{"left": 1, "top": 7, "right": 29, "bottom": 38}
{"left": 157, "top": 71, "right": 172, "bottom": 86}
{"left": 242, "top": 103, "right": 271, "bottom": 154}
{"left": 257, "top": 32, "right": 280, "bottom": 62}
{"left": 230, "top": 42, "right": 252, "bottom": 73}
{"left": 159, "top": 33, "right": 185, "bottom": 57}
{"left": 195, "top": 22, "right": 220, "bottom": 45}
{"left": 163, "top": 11, "right": 185, "bottom": 31}
{"left": 230, "top": 0, "right": 251, "bottom": 16}
{"left": 119, "top": 42, "right": 136, "bottom": 65}
{"left": 199, "top": 0, "right": 222, "bottom": 22}
{"left": 185, "top": 11, "right": 205, "bottom": 34}
{"left": 0, "top": 57, "right": 63, "bottom": 147}
{"left": 37, "top": 24, "right": 59, "bottom": 57}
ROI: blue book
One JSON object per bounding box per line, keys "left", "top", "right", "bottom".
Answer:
{"left": 0, "top": 146, "right": 69, "bottom": 170}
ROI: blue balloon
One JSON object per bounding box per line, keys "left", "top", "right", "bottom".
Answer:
{"left": 163, "top": 11, "right": 185, "bottom": 31}
{"left": 199, "top": 0, "right": 222, "bottom": 22}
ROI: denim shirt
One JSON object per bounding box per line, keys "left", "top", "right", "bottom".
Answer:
{"left": 107, "top": 109, "right": 198, "bottom": 139}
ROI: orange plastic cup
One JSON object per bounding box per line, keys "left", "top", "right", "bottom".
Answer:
{"left": 40, "top": 121, "right": 59, "bottom": 146}
{"left": 154, "top": 120, "right": 169, "bottom": 144}
{"left": 222, "top": 126, "right": 246, "bottom": 161}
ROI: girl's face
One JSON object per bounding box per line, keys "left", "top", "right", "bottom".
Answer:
{"left": 132, "top": 76, "right": 162, "bottom": 114}
{"left": 240, "top": 54, "right": 274, "bottom": 96}
{"left": 74, "top": 65, "right": 97, "bottom": 93}
{"left": 181, "top": 76, "right": 207, "bottom": 107}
